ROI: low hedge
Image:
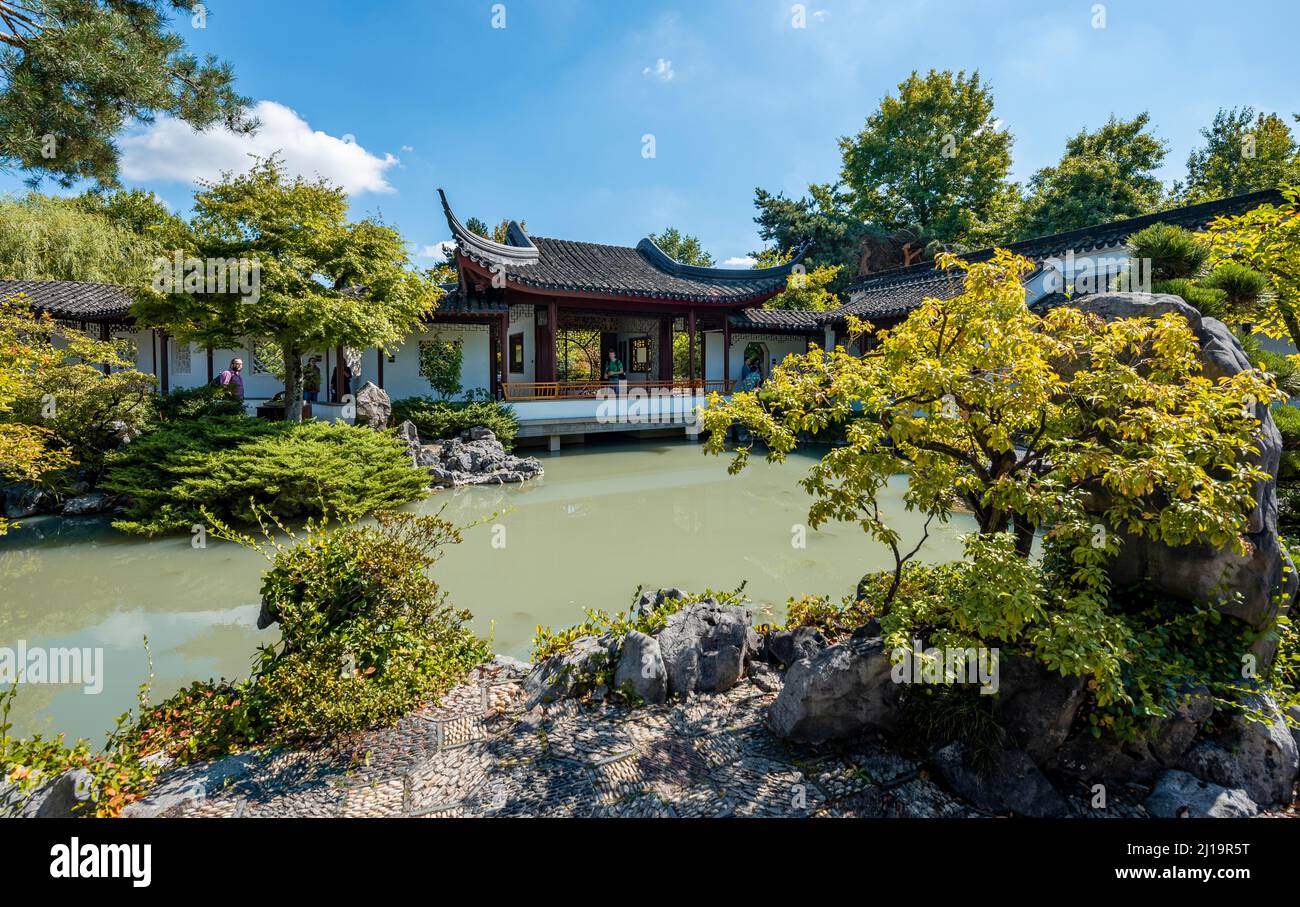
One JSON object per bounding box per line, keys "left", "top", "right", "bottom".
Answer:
{"left": 391, "top": 397, "right": 519, "bottom": 448}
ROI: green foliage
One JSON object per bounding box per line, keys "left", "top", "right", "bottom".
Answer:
{"left": 1128, "top": 223, "right": 1209, "bottom": 281}
{"left": 417, "top": 337, "right": 463, "bottom": 399}
{"left": 647, "top": 227, "right": 715, "bottom": 266}
{"left": 785, "top": 593, "right": 870, "bottom": 640}
{"left": 1019, "top": 113, "right": 1167, "bottom": 238}
{"left": 131, "top": 156, "right": 442, "bottom": 423}
{"left": 1178, "top": 107, "right": 1300, "bottom": 203}
{"left": 6, "top": 363, "right": 155, "bottom": 477}
{"left": 152, "top": 383, "right": 245, "bottom": 422}
{"left": 0, "top": 192, "right": 160, "bottom": 285}
{"left": 391, "top": 396, "right": 519, "bottom": 448}
{"left": 1201, "top": 262, "right": 1270, "bottom": 311}
{"left": 751, "top": 182, "right": 866, "bottom": 284}
{"left": 1153, "top": 278, "right": 1229, "bottom": 321}
{"left": 102, "top": 417, "right": 427, "bottom": 535}
{"left": 765, "top": 263, "right": 843, "bottom": 311}
{"left": 0, "top": 1, "right": 253, "bottom": 188}
{"left": 126, "top": 511, "right": 489, "bottom": 762}
{"left": 839, "top": 69, "right": 1019, "bottom": 248}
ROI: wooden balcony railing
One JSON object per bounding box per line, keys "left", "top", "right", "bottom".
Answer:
{"left": 502, "top": 379, "right": 734, "bottom": 401}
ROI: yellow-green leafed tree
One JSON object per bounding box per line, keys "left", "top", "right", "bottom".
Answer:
{"left": 1200, "top": 184, "right": 1300, "bottom": 348}
{"left": 0, "top": 294, "right": 135, "bottom": 532}
{"left": 703, "top": 249, "right": 1279, "bottom": 597}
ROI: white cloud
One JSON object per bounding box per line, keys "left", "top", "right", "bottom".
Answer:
{"left": 401, "top": 144, "right": 415, "bottom": 153}
{"left": 812, "top": 9, "right": 830, "bottom": 21}
{"left": 642, "top": 58, "right": 675, "bottom": 81}
{"left": 416, "top": 240, "right": 455, "bottom": 262}
{"left": 120, "top": 100, "right": 399, "bottom": 195}
{"left": 724, "top": 255, "right": 757, "bottom": 267}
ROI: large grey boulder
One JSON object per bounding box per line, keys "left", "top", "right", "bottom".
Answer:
{"left": 656, "top": 599, "right": 751, "bottom": 696}
{"left": 395, "top": 420, "right": 421, "bottom": 465}
{"left": 1179, "top": 694, "right": 1298, "bottom": 807}
{"left": 1150, "top": 688, "right": 1215, "bottom": 765}
{"left": 932, "top": 743, "right": 1068, "bottom": 817}
{"left": 352, "top": 381, "right": 392, "bottom": 430}
{"left": 767, "top": 635, "right": 902, "bottom": 743}
{"left": 522, "top": 636, "right": 609, "bottom": 709}
{"left": 1144, "top": 770, "right": 1259, "bottom": 818}
{"left": 3, "top": 483, "right": 58, "bottom": 519}
{"left": 632, "top": 587, "right": 687, "bottom": 618}
{"left": 995, "top": 655, "right": 1086, "bottom": 764}
{"left": 766, "top": 626, "right": 829, "bottom": 672}
{"left": 1062, "top": 293, "right": 1296, "bottom": 638}
{"left": 613, "top": 631, "right": 667, "bottom": 704}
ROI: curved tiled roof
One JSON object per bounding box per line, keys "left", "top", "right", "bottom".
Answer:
{"left": 439, "top": 189, "right": 809, "bottom": 304}
{"left": 835, "top": 188, "right": 1285, "bottom": 322}
{"left": 731, "top": 307, "right": 830, "bottom": 330}
{"left": 0, "top": 279, "right": 134, "bottom": 322}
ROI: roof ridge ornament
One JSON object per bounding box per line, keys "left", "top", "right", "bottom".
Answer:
{"left": 636, "top": 235, "right": 813, "bottom": 281}
{"left": 437, "top": 188, "right": 540, "bottom": 268}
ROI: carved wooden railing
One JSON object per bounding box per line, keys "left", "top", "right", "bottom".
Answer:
{"left": 502, "top": 379, "right": 733, "bottom": 401}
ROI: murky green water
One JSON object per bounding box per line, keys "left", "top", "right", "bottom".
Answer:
{"left": 0, "top": 440, "right": 973, "bottom": 741}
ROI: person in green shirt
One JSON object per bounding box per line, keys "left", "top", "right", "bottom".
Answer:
{"left": 605, "top": 349, "right": 627, "bottom": 386}
{"left": 303, "top": 356, "right": 322, "bottom": 402}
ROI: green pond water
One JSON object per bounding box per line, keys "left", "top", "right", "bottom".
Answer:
{"left": 0, "top": 440, "right": 974, "bottom": 741}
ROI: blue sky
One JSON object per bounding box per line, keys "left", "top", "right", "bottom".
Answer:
{"left": 6, "top": 0, "right": 1298, "bottom": 265}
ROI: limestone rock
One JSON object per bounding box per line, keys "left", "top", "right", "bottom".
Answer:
{"left": 1179, "top": 694, "right": 1298, "bottom": 807}
{"left": 766, "top": 626, "right": 829, "bottom": 672}
{"left": 1150, "top": 688, "right": 1215, "bottom": 765}
{"left": 60, "top": 491, "right": 117, "bottom": 516}
{"left": 522, "top": 636, "right": 609, "bottom": 709}
{"left": 122, "top": 753, "right": 260, "bottom": 818}
{"left": 656, "top": 598, "right": 751, "bottom": 696}
{"left": 1144, "top": 770, "right": 1259, "bottom": 818}
{"left": 767, "top": 635, "right": 901, "bottom": 743}
{"left": 3, "top": 483, "right": 58, "bottom": 520}
{"left": 995, "top": 655, "right": 1086, "bottom": 764}
{"left": 395, "top": 420, "right": 421, "bottom": 465}
{"left": 1, "top": 768, "right": 94, "bottom": 818}
{"left": 633, "top": 587, "right": 687, "bottom": 618}
{"left": 932, "top": 743, "right": 1068, "bottom": 817}
{"left": 613, "top": 631, "right": 667, "bottom": 704}
{"left": 352, "top": 381, "right": 392, "bottom": 430}
{"left": 422, "top": 432, "right": 543, "bottom": 488}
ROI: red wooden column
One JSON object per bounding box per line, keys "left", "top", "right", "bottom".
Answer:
{"left": 376, "top": 347, "right": 385, "bottom": 390}
{"left": 722, "top": 315, "right": 731, "bottom": 391}
{"left": 658, "top": 317, "right": 673, "bottom": 381}
{"left": 687, "top": 309, "right": 697, "bottom": 383}
{"left": 206, "top": 347, "right": 214, "bottom": 383}
{"left": 545, "top": 301, "right": 558, "bottom": 382}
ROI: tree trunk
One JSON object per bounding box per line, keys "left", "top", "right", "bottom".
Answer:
{"left": 1012, "top": 513, "right": 1036, "bottom": 558}
{"left": 283, "top": 342, "right": 304, "bottom": 424}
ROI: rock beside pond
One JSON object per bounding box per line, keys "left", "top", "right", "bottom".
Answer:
{"left": 767, "top": 634, "right": 901, "bottom": 743}
{"left": 420, "top": 430, "right": 543, "bottom": 488}
{"left": 1144, "top": 770, "right": 1260, "bottom": 818}
{"left": 3, "top": 483, "right": 59, "bottom": 519}
{"left": 395, "top": 420, "right": 421, "bottom": 465}
{"left": 765, "top": 626, "right": 828, "bottom": 671}
{"left": 121, "top": 753, "right": 261, "bottom": 819}
{"left": 633, "top": 587, "right": 687, "bottom": 618}
{"left": 523, "top": 635, "right": 610, "bottom": 710}
{"left": 61, "top": 491, "right": 118, "bottom": 516}
{"left": 353, "top": 381, "right": 391, "bottom": 430}
{"left": 1061, "top": 293, "right": 1297, "bottom": 643}
{"left": 657, "top": 598, "right": 751, "bottom": 697}
{"left": 995, "top": 654, "right": 1086, "bottom": 764}
{"left": 613, "top": 631, "right": 667, "bottom": 704}
{"left": 0, "top": 768, "right": 94, "bottom": 818}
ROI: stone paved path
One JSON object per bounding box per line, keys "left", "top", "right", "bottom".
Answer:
{"left": 150, "top": 659, "right": 1153, "bottom": 819}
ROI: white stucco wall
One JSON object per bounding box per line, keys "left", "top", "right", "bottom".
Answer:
{"left": 701, "top": 330, "right": 809, "bottom": 381}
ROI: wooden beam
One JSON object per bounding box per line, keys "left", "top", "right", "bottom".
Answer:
{"left": 722, "top": 315, "right": 730, "bottom": 388}
{"left": 159, "top": 330, "right": 170, "bottom": 394}
{"left": 377, "top": 347, "right": 385, "bottom": 390}
{"left": 499, "top": 313, "right": 509, "bottom": 399}
{"left": 206, "top": 346, "right": 214, "bottom": 383}
{"left": 100, "top": 323, "right": 110, "bottom": 376}
{"left": 659, "top": 317, "right": 673, "bottom": 381}
{"left": 687, "top": 309, "right": 696, "bottom": 382}
{"left": 334, "top": 344, "right": 346, "bottom": 402}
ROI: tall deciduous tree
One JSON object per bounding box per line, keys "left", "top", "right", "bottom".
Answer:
{"left": 838, "top": 69, "right": 1019, "bottom": 248}
{"left": 1019, "top": 113, "right": 1167, "bottom": 238}
{"left": 1178, "top": 107, "right": 1300, "bottom": 203}
{"left": 132, "top": 156, "right": 442, "bottom": 423}
{"left": 0, "top": 192, "right": 169, "bottom": 284}
{"left": 0, "top": 0, "right": 254, "bottom": 187}
{"left": 647, "top": 227, "right": 715, "bottom": 266}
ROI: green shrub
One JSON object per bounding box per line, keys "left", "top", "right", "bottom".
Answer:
{"left": 1273, "top": 404, "right": 1300, "bottom": 449}
{"left": 132, "top": 511, "right": 490, "bottom": 750}
{"left": 1153, "top": 279, "right": 1228, "bottom": 320}
{"left": 153, "top": 384, "right": 245, "bottom": 422}
{"left": 1129, "top": 223, "right": 1209, "bottom": 281}
{"left": 1201, "top": 262, "right": 1269, "bottom": 311}
{"left": 4, "top": 364, "right": 156, "bottom": 479}
{"left": 391, "top": 396, "right": 519, "bottom": 448}
{"left": 102, "top": 417, "right": 427, "bottom": 535}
